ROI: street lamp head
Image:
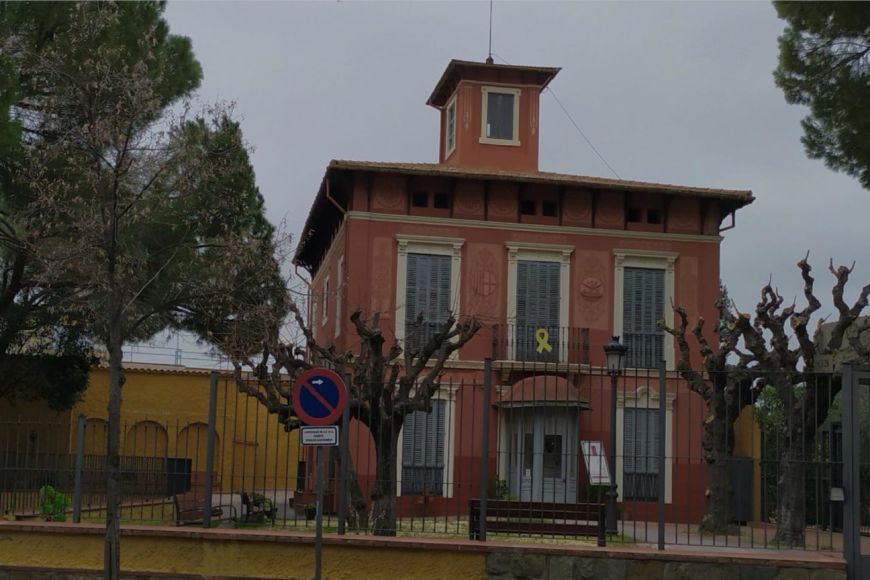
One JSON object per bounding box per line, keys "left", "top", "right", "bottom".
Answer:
{"left": 603, "top": 336, "right": 627, "bottom": 374}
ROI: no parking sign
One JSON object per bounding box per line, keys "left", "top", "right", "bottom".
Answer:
{"left": 291, "top": 368, "right": 347, "bottom": 426}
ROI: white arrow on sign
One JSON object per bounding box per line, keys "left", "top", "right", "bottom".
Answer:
{"left": 311, "top": 379, "right": 324, "bottom": 385}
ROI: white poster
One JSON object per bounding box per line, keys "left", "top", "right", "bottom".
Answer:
{"left": 581, "top": 440, "right": 611, "bottom": 485}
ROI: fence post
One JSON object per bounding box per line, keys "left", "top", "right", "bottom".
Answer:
{"left": 477, "top": 357, "right": 492, "bottom": 541}
{"left": 337, "top": 372, "right": 350, "bottom": 535}
{"left": 202, "top": 371, "right": 218, "bottom": 528}
{"left": 657, "top": 361, "right": 666, "bottom": 550}
{"left": 72, "top": 414, "right": 86, "bottom": 523}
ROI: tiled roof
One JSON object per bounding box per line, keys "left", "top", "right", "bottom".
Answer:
{"left": 427, "top": 59, "right": 562, "bottom": 107}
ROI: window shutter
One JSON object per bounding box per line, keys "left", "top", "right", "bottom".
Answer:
{"left": 433, "top": 400, "right": 445, "bottom": 469}
{"left": 402, "top": 413, "right": 414, "bottom": 468}
{"left": 648, "top": 410, "right": 660, "bottom": 475}
{"left": 624, "top": 268, "right": 665, "bottom": 368}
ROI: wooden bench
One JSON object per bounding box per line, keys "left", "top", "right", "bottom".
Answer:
{"left": 468, "top": 499, "right": 606, "bottom": 546}
{"left": 173, "top": 491, "right": 236, "bottom": 525}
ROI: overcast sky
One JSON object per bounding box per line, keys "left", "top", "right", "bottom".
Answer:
{"left": 151, "top": 1, "right": 867, "bottom": 361}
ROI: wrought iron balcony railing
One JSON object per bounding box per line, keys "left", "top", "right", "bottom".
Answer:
{"left": 491, "top": 324, "right": 590, "bottom": 365}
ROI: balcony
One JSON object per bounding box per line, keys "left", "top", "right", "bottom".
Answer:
{"left": 491, "top": 324, "right": 590, "bottom": 370}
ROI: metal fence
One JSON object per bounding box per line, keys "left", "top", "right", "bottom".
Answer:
{"left": 0, "top": 363, "right": 857, "bottom": 553}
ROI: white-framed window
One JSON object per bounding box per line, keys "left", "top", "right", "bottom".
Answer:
{"left": 506, "top": 242, "right": 573, "bottom": 361}
{"left": 615, "top": 386, "right": 674, "bottom": 504}
{"left": 334, "top": 256, "right": 344, "bottom": 338}
{"left": 321, "top": 275, "right": 329, "bottom": 327}
{"left": 613, "top": 249, "right": 677, "bottom": 370}
{"left": 445, "top": 95, "right": 456, "bottom": 157}
{"left": 395, "top": 235, "right": 463, "bottom": 351}
{"left": 480, "top": 86, "right": 521, "bottom": 146}
{"left": 397, "top": 388, "right": 456, "bottom": 498}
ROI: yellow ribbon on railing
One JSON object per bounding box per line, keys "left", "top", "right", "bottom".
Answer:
{"left": 535, "top": 328, "right": 553, "bottom": 354}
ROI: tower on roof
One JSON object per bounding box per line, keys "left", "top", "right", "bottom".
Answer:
{"left": 427, "top": 59, "right": 560, "bottom": 172}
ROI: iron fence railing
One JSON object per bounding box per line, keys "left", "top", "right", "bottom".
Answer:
{"left": 0, "top": 364, "right": 859, "bottom": 553}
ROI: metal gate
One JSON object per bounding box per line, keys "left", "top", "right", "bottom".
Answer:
{"left": 843, "top": 364, "right": 870, "bottom": 579}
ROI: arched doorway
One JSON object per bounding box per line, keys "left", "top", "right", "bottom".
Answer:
{"left": 124, "top": 421, "right": 168, "bottom": 458}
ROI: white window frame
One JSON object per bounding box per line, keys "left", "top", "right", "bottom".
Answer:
{"left": 480, "top": 86, "right": 521, "bottom": 146}
{"left": 506, "top": 242, "right": 573, "bottom": 361}
{"left": 321, "top": 275, "right": 330, "bottom": 327}
{"left": 396, "top": 386, "right": 457, "bottom": 498}
{"left": 615, "top": 386, "right": 675, "bottom": 504}
{"left": 612, "top": 249, "right": 677, "bottom": 371}
{"left": 395, "top": 234, "right": 463, "bottom": 350}
{"left": 445, "top": 94, "right": 457, "bottom": 158}
{"left": 334, "top": 256, "right": 344, "bottom": 338}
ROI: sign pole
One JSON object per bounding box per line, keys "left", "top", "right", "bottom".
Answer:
{"left": 314, "top": 445, "right": 324, "bottom": 580}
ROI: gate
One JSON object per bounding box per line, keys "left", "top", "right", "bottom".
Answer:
{"left": 843, "top": 363, "right": 870, "bottom": 579}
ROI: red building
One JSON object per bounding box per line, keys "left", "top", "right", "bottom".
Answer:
{"left": 293, "top": 60, "right": 753, "bottom": 524}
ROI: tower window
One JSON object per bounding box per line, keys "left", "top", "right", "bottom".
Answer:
{"left": 520, "top": 199, "right": 536, "bottom": 216}
{"left": 412, "top": 192, "right": 428, "bottom": 208}
{"left": 445, "top": 97, "right": 456, "bottom": 157}
{"left": 481, "top": 87, "right": 520, "bottom": 145}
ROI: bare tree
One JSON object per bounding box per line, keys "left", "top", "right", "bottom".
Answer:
{"left": 660, "top": 295, "right": 753, "bottom": 533}
{"left": 231, "top": 296, "right": 481, "bottom": 536}
{"left": 663, "top": 255, "right": 870, "bottom": 545}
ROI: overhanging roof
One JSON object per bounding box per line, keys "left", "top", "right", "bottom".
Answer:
{"left": 427, "top": 59, "right": 561, "bottom": 107}
{"left": 292, "top": 159, "right": 755, "bottom": 273}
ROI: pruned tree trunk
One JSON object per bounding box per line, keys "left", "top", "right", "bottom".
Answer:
{"left": 104, "top": 301, "right": 123, "bottom": 580}
{"left": 774, "top": 443, "right": 808, "bottom": 546}
{"left": 343, "top": 452, "right": 369, "bottom": 532}
{"left": 699, "top": 389, "right": 736, "bottom": 533}
{"left": 370, "top": 425, "right": 400, "bottom": 536}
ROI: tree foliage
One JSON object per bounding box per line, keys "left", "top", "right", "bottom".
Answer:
{"left": 0, "top": 2, "right": 285, "bottom": 578}
{"left": 774, "top": 2, "right": 870, "bottom": 189}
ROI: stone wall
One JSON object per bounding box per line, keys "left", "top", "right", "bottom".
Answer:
{"left": 485, "top": 552, "right": 845, "bottom": 580}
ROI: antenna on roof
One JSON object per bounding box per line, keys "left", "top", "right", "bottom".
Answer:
{"left": 486, "top": 0, "right": 494, "bottom": 64}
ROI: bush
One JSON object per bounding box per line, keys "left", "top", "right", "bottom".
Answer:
{"left": 39, "top": 485, "right": 70, "bottom": 522}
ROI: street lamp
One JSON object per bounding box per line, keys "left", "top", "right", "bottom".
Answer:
{"left": 603, "top": 336, "right": 627, "bottom": 534}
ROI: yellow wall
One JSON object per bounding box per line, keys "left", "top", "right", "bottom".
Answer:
{"left": 0, "top": 366, "right": 299, "bottom": 495}
{"left": 733, "top": 405, "right": 762, "bottom": 522}
{"left": 0, "top": 524, "right": 486, "bottom": 580}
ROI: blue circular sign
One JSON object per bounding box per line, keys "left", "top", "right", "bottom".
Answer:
{"left": 291, "top": 368, "right": 347, "bottom": 426}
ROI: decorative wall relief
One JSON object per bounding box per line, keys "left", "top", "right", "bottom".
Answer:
{"left": 562, "top": 189, "right": 593, "bottom": 227}
{"left": 488, "top": 183, "right": 517, "bottom": 220}
{"left": 595, "top": 192, "right": 624, "bottom": 228}
{"left": 575, "top": 253, "right": 609, "bottom": 329}
{"left": 467, "top": 247, "right": 500, "bottom": 318}
{"left": 371, "top": 174, "right": 405, "bottom": 212}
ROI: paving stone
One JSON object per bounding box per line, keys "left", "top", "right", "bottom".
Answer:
{"left": 774, "top": 569, "right": 811, "bottom": 580}
{"left": 739, "top": 565, "right": 778, "bottom": 580}
{"left": 809, "top": 570, "right": 846, "bottom": 580}
{"left": 547, "top": 556, "right": 573, "bottom": 579}
{"left": 663, "top": 562, "right": 739, "bottom": 580}
{"left": 625, "top": 559, "right": 664, "bottom": 580}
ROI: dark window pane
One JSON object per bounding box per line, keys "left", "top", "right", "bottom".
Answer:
{"left": 486, "top": 92, "right": 515, "bottom": 140}
{"left": 543, "top": 434, "right": 562, "bottom": 478}
{"left": 434, "top": 192, "right": 450, "bottom": 209}
{"left": 647, "top": 209, "right": 662, "bottom": 224}
{"left": 520, "top": 199, "right": 536, "bottom": 215}
{"left": 627, "top": 208, "right": 642, "bottom": 222}
{"left": 542, "top": 201, "right": 557, "bottom": 217}
{"left": 412, "top": 192, "right": 428, "bottom": 207}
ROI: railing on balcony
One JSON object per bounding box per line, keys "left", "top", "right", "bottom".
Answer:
{"left": 491, "top": 324, "right": 589, "bottom": 365}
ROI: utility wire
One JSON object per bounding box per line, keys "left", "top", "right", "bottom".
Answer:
{"left": 491, "top": 52, "right": 622, "bottom": 180}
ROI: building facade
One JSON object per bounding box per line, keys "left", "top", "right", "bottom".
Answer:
{"left": 293, "top": 60, "right": 754, "bottom": 522}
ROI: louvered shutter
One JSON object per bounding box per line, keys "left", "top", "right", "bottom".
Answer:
{"left": 516, "top": 260, "right": 560, "bottom": 361}
{"left": 624, "top": 268, "right": 665, "bottom": 368}
{"left": 401, "top": 400, "right": 446, "bottom": 496}
{"left": 647, "top": 410, "right": 660, "bottom": 475}
{"left": 406, "top": 254, "right": 451, "bottom": 350}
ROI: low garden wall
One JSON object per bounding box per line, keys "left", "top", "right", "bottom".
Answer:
{"left": 0, "top": 522, "right": 845, "bottom": 580}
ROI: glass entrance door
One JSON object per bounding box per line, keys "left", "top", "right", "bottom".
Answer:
{"left": 507, "top": 409, "right": 577, "bottom": 503}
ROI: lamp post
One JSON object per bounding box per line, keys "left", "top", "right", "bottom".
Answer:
{"left": 603, "top": 336, "right": 627, "bottom": 535}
